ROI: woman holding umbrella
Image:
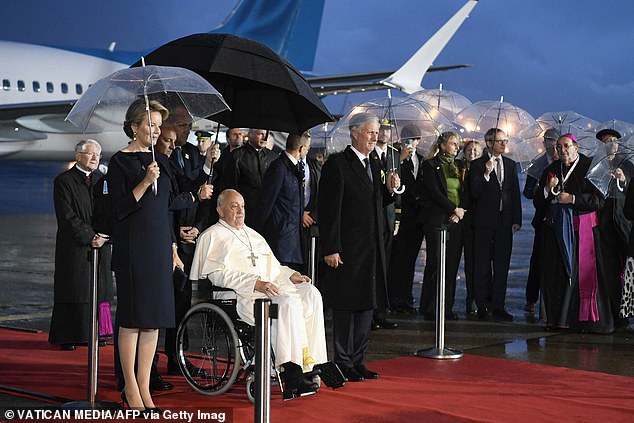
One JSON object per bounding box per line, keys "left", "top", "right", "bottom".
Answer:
{"left": 107, "top": 99, "right": 178, "bottom": 411}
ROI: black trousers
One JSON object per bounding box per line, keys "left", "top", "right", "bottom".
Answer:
{"left": 165, "top": 245, "right": 195, "bottom": 364}
{"left": 474, "top": 221, "right": 513, "bottom": 311}
{"left": 331, "top": 309, "right": 373, "bottom": 369}
{"left": 420, "top": 222, "right": 463, "bottom": 316}
{"left": 388, "top": 214, "right": 425, "bottom": 307}
{"left": 525, "top": 222, "right": 543, "bottom": 304}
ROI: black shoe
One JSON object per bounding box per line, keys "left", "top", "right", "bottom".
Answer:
{"left": 354, "top": 365, "right": 379, "bottom": 379}
{"left": 149, "top": 376, "right": 173, "bottom": 391}
{"left": 477, "top": 309, "right": 489, "bottom": 320}
{"left": 374, "top": 319, "right": 398, "bottom": 329}
{"left": 370, "top": 319, "right": 381, "bottom": 331}
{"left": 60, "top": 343, "right": 76, "bottom": 351}
{"left": 281, "top": 362, "right": 318, "bottom": 399}
{"left": 492, "top": 309, "right": 513, "bottom": 322}
{"left": 341, "top": 367, "right": 364, "bottom": 382}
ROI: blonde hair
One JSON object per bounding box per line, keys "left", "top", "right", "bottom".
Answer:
{"left": 123, "top": 99, "right": 169, "bottom": 139}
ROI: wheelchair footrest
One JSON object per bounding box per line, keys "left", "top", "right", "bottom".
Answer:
{"left": 314, "top": 362, "right": 346, "bottom": 389}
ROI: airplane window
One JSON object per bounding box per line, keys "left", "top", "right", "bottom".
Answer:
{"left": 75, "top": 84, "right": 83, "bottom": 95}
{"left": 61, "top": 83, "right": 68, "bottom": 94}
{"left": 46, "top": 82, "right": 54, "bottom": 93}
{"left": 18, "top": 80, "right": 25, "bottom": 92}
{"left": 33, "top": 81, "right": 41, "bottom": 92}
{"left": 2, "top": 79, "right": 10, "bottom": 91}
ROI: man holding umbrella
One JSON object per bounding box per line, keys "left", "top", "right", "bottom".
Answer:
{"left": 593, "top": 128, "right": 632, "bottom": 331}
{"left": 534, "top": 133, "right": 603, "bottom": 330}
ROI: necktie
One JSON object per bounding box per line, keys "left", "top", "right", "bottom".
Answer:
{"left": 496, "top": 157, "right": 503, "bottom": 188}
{"left": 381, "top": 151, "right": 387, "bottom": 169}
{"left": 496, "top": 157, "right": 503, "bottom": 211}
{"left": 364, "top": 158, "right": 373, "bottom": 182}
{"left": 175, "top": 147, "right": 184, "bottom": 169}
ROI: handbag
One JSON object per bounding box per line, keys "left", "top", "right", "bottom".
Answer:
{"left": 173, "top": 268, "right": 189, "bottom": 292}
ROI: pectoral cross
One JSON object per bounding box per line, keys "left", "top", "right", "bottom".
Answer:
{"left": 247, "top": 252, "right": 258, "bottom": 267}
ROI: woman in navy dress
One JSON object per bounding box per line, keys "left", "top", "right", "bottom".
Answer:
{"left": 107, "top": 99, "right": 177, "bottom": 411}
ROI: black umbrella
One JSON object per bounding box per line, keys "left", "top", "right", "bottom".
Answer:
{"left": 132, "top": 33, "right": 334, "bottom": 133}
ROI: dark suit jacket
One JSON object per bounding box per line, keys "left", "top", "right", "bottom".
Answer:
{"left": 318, "top": 146, "right": 395, "bottom": 311}
{"left": 523, "top": 154, "right": 551, "bottom": 227}
{"left": 254, "top": 153, "right": 304, "bottom": 264}
{"left": 469, "top": 154, "right": 522, "bottom": 229}
{"left": 373, "top": 145, "right": 400, "bottom": 232}
{"left": 420, "top": 156, "right": 466, "bottom": 226}
{"left": 399, "top": 153, "right": 424, "bottom": 219}
{"left": 304, "top": 155, "right": 322, "bottom": 237}
{"left": 221, "top": 143, "right": 278, "bottom": 223}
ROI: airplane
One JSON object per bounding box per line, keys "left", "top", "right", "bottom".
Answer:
{"left": 0, "top": 0, "right": 477, "bottom": 160}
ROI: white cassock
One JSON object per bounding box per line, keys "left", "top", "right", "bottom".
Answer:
{"left": 190, "top": 220, "right": 327, "bottom": 371}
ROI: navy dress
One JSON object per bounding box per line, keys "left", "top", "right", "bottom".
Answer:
{"left": 107, "top": 151, "right": 175, "bottom": 329}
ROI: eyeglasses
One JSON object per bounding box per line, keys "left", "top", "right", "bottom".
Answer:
{"left": 78, "top": 152, "right": 101, "bottom": 158}
{"left": 493, "top": 139, "right": 508, "bottom": 144}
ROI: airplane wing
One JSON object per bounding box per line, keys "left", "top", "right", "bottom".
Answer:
{"left": 308, "top": 65, "right": 471, "bottom": 97}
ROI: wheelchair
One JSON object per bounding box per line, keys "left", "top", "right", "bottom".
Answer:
{"left": 176, "top": 282, "right": 346, "bottom": 401}
{"left": 175, "top": 285, "right": 263, "bottom": 401}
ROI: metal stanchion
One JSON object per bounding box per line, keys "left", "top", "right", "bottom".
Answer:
{"left": 64, "top": 248, "right": 118, "bottom": 410}
{"left": 308, "top": 236, "right": 317, "bottom": 283}
{"left": 416, "top": 226, "right": 463, "bottom": 360}
{"left": 254, "top": 299, "right": 272, "bottom": 423}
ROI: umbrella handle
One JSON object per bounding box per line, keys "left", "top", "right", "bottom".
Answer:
{"left": 550, "top": 186, "right": 561, "bottom": 196}
{"left": 393, "top": 184, "right": 405, "bottom": 195}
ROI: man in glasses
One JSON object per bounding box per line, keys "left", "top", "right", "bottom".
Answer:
{"left": 469, "top": 128, "right": 522, "bottom": 322}
{"left": 49, "top": 139, "right": 113, "bottom": 351}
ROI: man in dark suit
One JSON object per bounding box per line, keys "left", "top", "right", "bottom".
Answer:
{"left": 388, "top": 124, "right": 424, "bottom": 314}
{"left": 301, "top": 144, "right": 322, "bottom": 279}
{"left": 319, "top": 112, "right": 400, "bottom": 382}
{"left": 371, "top": 119, "right": 401, "bottom": 329}
{"left": 469, "top": 128, "right": 522, "bottom": 321}
{"left": 522, "top": 128, "right": 559, "bottom": 314}
{"left": 254, "top": 132, "right": 311, "bottom": 271}
{"left": 221, "top": 128, "right": 278, "bottom": 226}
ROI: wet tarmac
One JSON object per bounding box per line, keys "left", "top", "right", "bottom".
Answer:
{"left": 1, "top": 176, "right": 633, "bottom": 396}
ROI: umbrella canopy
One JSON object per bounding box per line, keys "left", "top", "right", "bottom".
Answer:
{"left": 408, "top": 86, "right": 471, "bottom": 121}
{"left": 586, "top": 133, "right": 634, "bottom": 198}
{"left": 327, "top": 96, "right": 454, "bottom": 158}
{"left": 537, "top": 111, "right": 600, "bottom": 157}
{"left": 65, "top": 65, "right": 229, "bottom": 133}
{"left": 454, "top": 99, "right": 542, "bottom": 171}
{"left": 133, "top": 33, "right": 334, "bottom": 134}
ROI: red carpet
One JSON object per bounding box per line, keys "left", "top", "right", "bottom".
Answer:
{"left": 1, "top": 328, "right": 634, "bottom": 422}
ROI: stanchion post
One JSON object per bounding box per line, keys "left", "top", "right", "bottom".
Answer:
{"left": 63, "top": 248, "right": 118, "bottom": 410}
{"left": 254, "top": 298, "right": 272, "bottom": 423}
{"left": 416, "top": 225, "right": 463, "bottom": 360}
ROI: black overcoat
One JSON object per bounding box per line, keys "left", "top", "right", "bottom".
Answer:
{"left": 318, "top": 146, "right": 394, "bottom": 310}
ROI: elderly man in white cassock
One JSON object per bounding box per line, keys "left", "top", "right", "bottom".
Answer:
{"left": 190, "top": 188, "right": 327, "bottom": 397}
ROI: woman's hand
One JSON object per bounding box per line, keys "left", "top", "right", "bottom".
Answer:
{"left": 143, "top": 161, "right": 160, "bottom": 185}
{"left": 453, "top": 207, "right": 466, "bottom": 220}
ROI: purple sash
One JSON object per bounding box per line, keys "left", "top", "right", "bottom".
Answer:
{"left": 99, "top": 301, "right": 113, "bottom": 337}
{"left": 573, "top": 212, "right": 599, "bottom": 322}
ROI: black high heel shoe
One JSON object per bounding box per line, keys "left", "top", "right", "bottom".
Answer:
{"left": 120, "top": 391, "right": 129, "bottom": 409}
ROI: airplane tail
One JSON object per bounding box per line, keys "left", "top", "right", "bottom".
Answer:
{"left": 382, "top": 0, "right": 478, "bottom": 94}
{"left": 210, "top": 0, "right": 325, "bottom": 72}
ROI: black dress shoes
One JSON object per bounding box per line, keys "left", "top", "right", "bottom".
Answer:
{"left": 280, "top": 362, "right": 319, "bottom": 400}
{"left": 341, "top": 367, "right": 364, "bottom": 382}
{"left": 374, "top": 319, "right": 398, "bottom": 330}
{"left": 149, "top": 375, "right": 173, "bottom": 391}
{"left": 354, "top": 365, "right": 379, "bottom": 379}
{"left": 492, "top": 309, "right": 513, "bottom": 322}
{"left": 477, "top": 309, "right": 489, "bottom": 320}
{"left": 60, "top": 343, "right": 76, "bottom": 351}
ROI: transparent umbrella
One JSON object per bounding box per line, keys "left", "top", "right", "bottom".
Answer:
{"left": 537, "top": 110, "right": 600, "bottom": 157}
{"left": 66, "top": 64, "right": 229, "bottom": 193}
{"left": 453, "top": 97, "right": 542, "bottom": 171}
{"left": 327, "top": 94, "right": 455, "bottom": 160}
{"left": 408, "top": 84, "right": 472, "bottom": 121}
{"left": 586, "top": 133, "right": 634, "bottom": 198}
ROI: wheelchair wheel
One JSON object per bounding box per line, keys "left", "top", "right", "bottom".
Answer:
{"left": 176, "top": 303, "right": 240, "bottom": 395}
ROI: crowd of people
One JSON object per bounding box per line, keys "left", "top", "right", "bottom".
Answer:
{"left": 48, "top": 99, "right": 634, "bottom": 409}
